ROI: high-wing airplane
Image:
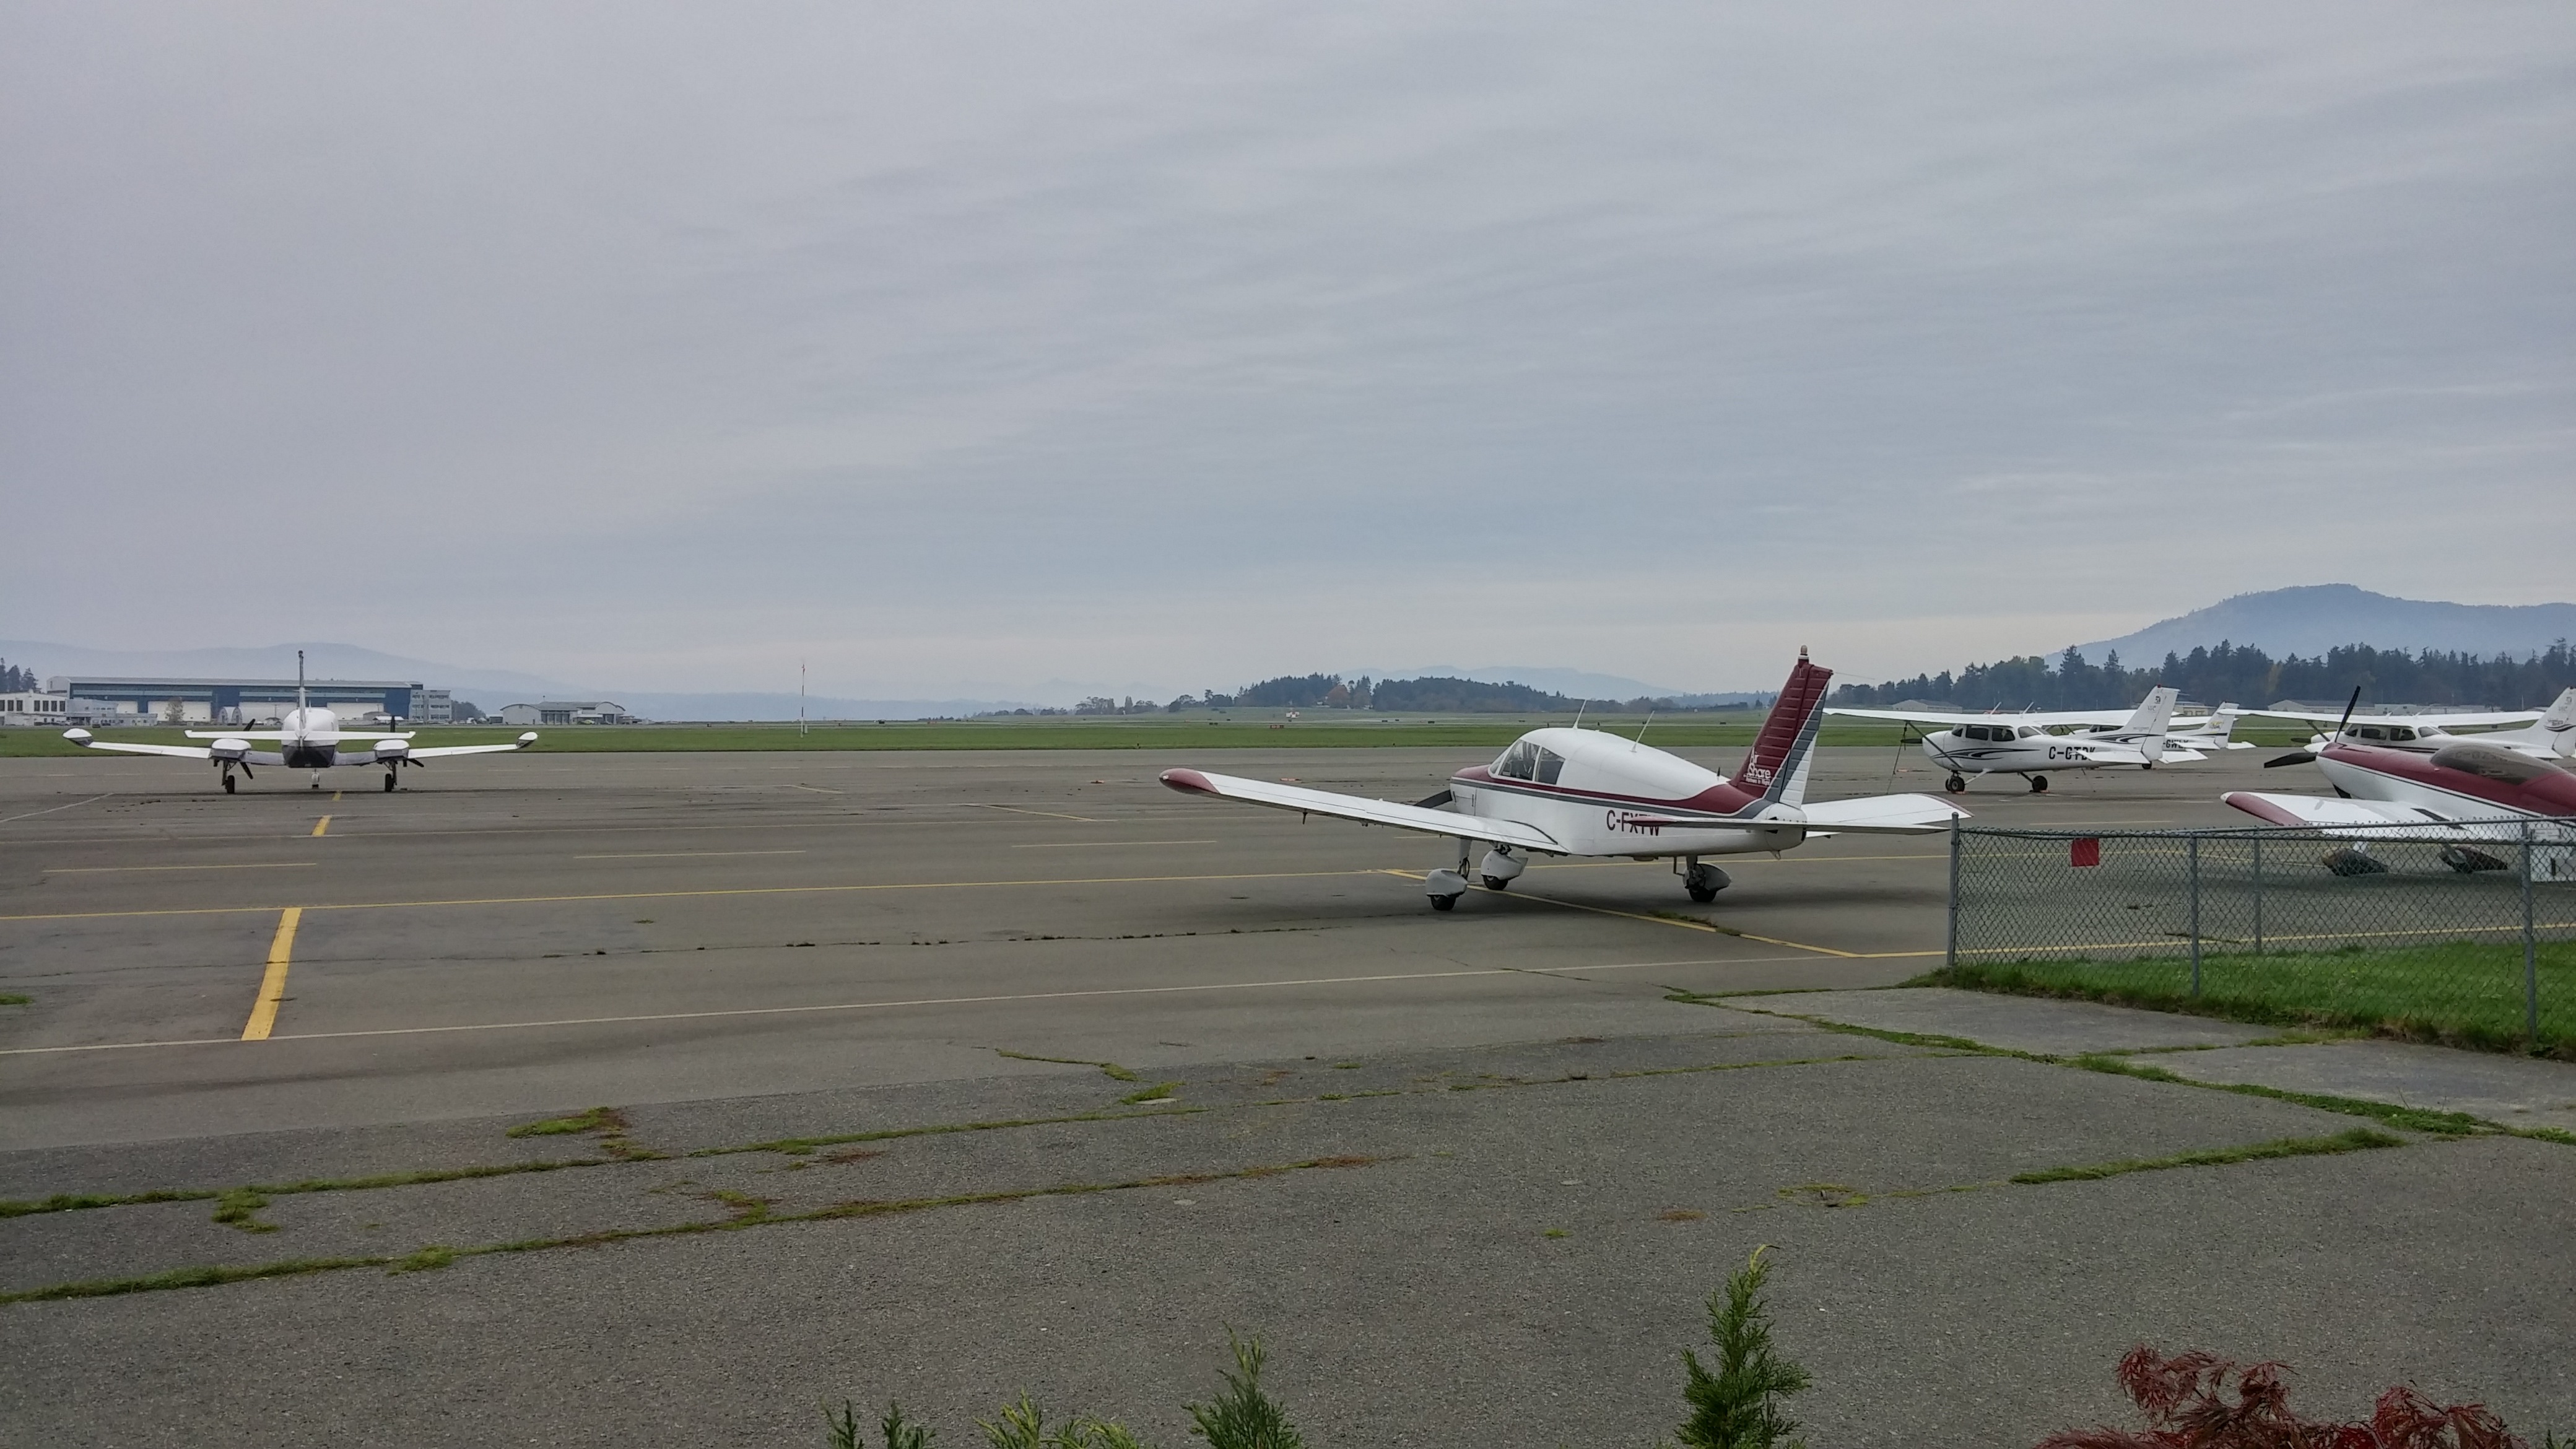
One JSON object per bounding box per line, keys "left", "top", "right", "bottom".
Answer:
{"left": 2248, "top": 688, "right": 2575, "bottom": 763}
{"left": 1160, "top": 650, "right": 1968, "bottom": 911}
{"left": 1824, "top": 687, "right": 2219, "bottom": 794}
{"left": 62, "top": 651, "right": 536, "bottom": 793}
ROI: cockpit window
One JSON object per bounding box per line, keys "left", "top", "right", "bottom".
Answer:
{"left": 2017, "top": 725, "right": 2043, "bottom": 739}
{"left": 2357, "top": 726, "right": 2387, "bottom": 741}
{"left": 1534, "top": 747, "right": 1565, "bottom": 784}
{"left": 1495, "top": 741, "right": 1538, "bottom": 780}
{"left": 2389, "top": 727, "right": 2416, "bottom": 741}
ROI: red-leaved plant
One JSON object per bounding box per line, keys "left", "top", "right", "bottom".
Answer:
{"left": 2037, "top": 1346, "right": 2526, "bottom": 1449}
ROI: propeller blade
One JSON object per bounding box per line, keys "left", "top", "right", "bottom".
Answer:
{"left": 2263, "top": 752, "right": 2315, "bottom": 768}
{"left": 2330, "top": 686, "right": 2362, "bottom": 742}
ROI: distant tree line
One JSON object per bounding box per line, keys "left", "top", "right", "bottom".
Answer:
{"left": 0, "top": 659, "right": 41, "bottom": 694}
{"left": 1165, "top": 673, "right": 1687, "bottom": 714}
{"left": 1829, "top": 640, "right": 2576, "bottom": 711}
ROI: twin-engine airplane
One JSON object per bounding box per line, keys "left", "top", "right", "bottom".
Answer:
{"left": 63, "top": 652, "right": 536, "bottom": 793}
{"left": 2248, "top": 688, "right": 2575, "bottom": 764}
{"left": 1824, "top": 688, "right": 2238, "bottom": 794}
{"left": 1160, "top": 650, "right": 1968, "bottom": 911}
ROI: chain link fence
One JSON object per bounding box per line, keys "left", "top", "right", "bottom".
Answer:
{"left": 1943, "top": 819, "right": 2576, "bottom": 1055}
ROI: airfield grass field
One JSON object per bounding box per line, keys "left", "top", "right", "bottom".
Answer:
{"left": 0, "top": 711, "right": 2319, "bottom": 756}
{"left": 1925, "top": 943, "right": 2576, "bottom": 1058}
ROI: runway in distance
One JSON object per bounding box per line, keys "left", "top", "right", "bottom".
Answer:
{"left": 2248, "top": 687, "right": 2576, "bottom": 762}
{"left": 62, "top": 651, "right": 536, "bottom": 792}
{"left": 1161, "top": 650, "right": 1968, "bottom": 910}
{"left": 1824, "top": 687, "right": 2235, "bottom": 794}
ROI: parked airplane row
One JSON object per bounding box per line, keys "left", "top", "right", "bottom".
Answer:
{"left": 58, "top": 649, "right": 2572, "bottom": 900}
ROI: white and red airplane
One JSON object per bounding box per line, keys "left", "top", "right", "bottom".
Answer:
{"left": 2246, "top": 688, "right": 2575, "bottom": 762}
{"left": 1160, "top": 650, "right": 1967, "bottom": 910}
{"left": 2224, "top": 695, "right": 2576, "bottom": 877}
{"left": 63, "top": 652, "right": 536, "bottom": 793}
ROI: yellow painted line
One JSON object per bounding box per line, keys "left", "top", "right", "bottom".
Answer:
{"left": 1380, "top": 869, "right": 1938, "bottom": 960}
{"left": 572, "top": 850, "right": 809, "bottom": 860}
{"left": 971, "top": 804, "right": 1107, "bottom": 822}
{"left": 311, "top": 816, "right": 331, "bottom": 837}
{"left": 1011, "top": 840, "right": 1216, "bottom": 849}
{"left": 0, "top": 868, "right": 1411, "bottom": 923}
{"left": 45, "top": 862, "right": 317, "bottom": 874}
{"left": 0, "top": 955, "right": 1837, "bottom": 1056}
{"left": 240, "top": 907, "right": 302, "bottom": 1041}
{"left": 331, "top": 790, "right": 343, "bottom": 802}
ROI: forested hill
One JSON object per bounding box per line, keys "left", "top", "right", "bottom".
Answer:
{"left": 1217, "top": 674, "right": 1593, "bottom": 712}
{"left": 1831, "top": 641, "right": 2576, "bottom": 711}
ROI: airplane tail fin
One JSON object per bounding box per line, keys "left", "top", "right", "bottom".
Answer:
{"left": 2540, "top": 687, "right": 2576, "bottom": 757}
{"left": 2124, "top": 685, "right": 2179, "bottom": 760}
{"left": 1736, "top": 649, "right": 1834, "bottom": 806}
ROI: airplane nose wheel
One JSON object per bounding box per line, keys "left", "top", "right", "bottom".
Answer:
{"left": 1944, "top": 774, "right": 1968, "bottom": 794}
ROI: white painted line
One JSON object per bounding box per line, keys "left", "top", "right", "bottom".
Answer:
{"left": 571, "top": 850, "right": 811, "bottom": 860}
{"left": 1010, "top": 840, "right": 1217, "bottom": 849}
{"left": 0, "top": 793, "right": 112, "bottom": 826}
{"left": 46, "top": 862, "right": 318, "bottom": 874}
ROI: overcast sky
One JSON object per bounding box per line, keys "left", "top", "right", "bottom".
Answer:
{"left": 5, "top": 3, "right": 2570, "bottom": 699}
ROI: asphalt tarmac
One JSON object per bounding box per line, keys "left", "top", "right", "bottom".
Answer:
{"left": 2, "top": 745, "right": 2568, "bottom": 1445}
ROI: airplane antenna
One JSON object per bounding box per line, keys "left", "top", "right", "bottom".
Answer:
{"left": 799, "top": 659, "right": 808, "bottom": 738}
{"left": 1571, "top": 698, "right": 1589, "bottom": 731}
{"left": 1633, "top": 707, "right": 1655, "bottom": 748}
{"left": 297, "top": 649, "right": 307, "bottom": 728}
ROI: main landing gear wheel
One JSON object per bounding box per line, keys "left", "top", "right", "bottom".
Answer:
{"left": 1944, "top": 774, "right": 1969, "bottom": 794}
{"left": 1430, "top": 894, "right": 1458, "bottom": 911}
{"left": 1683, "top": 861, "right": 1730, "bottom": 904}
{"left": 383, "top": 772, "right": 398, "bottom": 793}
{"left": 2027, "top": 775, "right": 2048, "bottom": 794}
{"left": 222, "top": 774, "right": 236, "bottom": 794}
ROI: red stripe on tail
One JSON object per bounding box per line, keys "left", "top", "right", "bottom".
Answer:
{"left": 1736, "top": 649, "right": 1834, "bottom": 791}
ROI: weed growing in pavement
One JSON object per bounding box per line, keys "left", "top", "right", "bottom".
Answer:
{"left": 504, "top": 1105, "right": 653, "bottom": 1157}
{"left": 2008, "top": 1128, "right": 2403, "bottom": 1185}
{"left": 0, "top": 993, "right": 29, "bottom": 1006}
{"left": 1118, "top": 1082, "right": 1181, "bottom": 1105}
{"left": 1668, "top": 1247, "right": 1811, "bottom": 1449}
{"left": 209, "top": 1188, "right": 277, "bottom": 1233}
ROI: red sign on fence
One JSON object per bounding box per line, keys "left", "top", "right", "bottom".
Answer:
{"left": 2070, "top": 837, "right": 2101, "bottom": 868}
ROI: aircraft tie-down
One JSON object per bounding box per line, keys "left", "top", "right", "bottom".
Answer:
{"left": 1160, "top": 650, "right": 1967, "bottom": 911}
{"left": 62, "top": 651, "right": 536, "bottom": 793}
{"left": 1824, "top": 687, "right": 2245, "bottom": 794}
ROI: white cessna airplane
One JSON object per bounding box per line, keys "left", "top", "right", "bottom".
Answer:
{"left": 1825, "top": 687, "right": 2226, "bottom": 794}
{"left": 1160, "top": 650, "right": 1967, "bottom": 911}
{"left": 63, "top": 652, "right": 536, "bottom": 793}
{"left": 2247, "top": 688, "right": 2575, "bottom": 763}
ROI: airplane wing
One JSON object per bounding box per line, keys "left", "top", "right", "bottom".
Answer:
{"left": 1798, "top": 794, "right": 1970, "bottom": 833}
{"left": 71, "top": 739, "right": 214, "bottom": 761}
{"left": 1159, "top": 768, "right": 1564, "bottom": 851}
{"left": 404, "top": 733, "right": 539, "bottom": 760}
{"left": 2239, "top": 707, "right": 2541, "bottom": 728}
{"left": 2220, "top": 791, "right": 2537, "bottom": 841}
{"left": 1826, "top": 707, "right": 2056, "bottom": 727}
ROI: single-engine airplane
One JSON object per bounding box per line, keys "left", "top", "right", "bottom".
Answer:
{"left": 2224, "top": 691, "right": 2576, "bottom": 877}
{"left": 2247, "top": 688, "right": 2575, "bottom": 764}
{"left": 1824, "top": 688, "right": 2221, "bottom": 794}
{"left": 63, "top": 651, "right": 536, "bottom": 793}
{"left": 1160, "top": 650, "right": 1968, "bottom": 911}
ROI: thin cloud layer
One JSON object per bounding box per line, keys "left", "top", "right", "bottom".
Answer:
{"left": 4, "top": 3, "right": 2568, "bottom": 698}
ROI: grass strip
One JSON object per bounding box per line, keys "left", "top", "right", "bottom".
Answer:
{"left": 2009, "top": 1128, "right": 2405, "bottom": 1185}
{"left": 1913, "top": 952, "right": 2574, "bottom": 1061}
{"left": 0, "top": 1155, "right": 1388, "bottom": 1306}
{"left": 0, "top": 1157, "right": 622, "bottom": 1220}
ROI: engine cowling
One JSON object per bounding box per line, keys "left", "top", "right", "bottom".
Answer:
{"left": 209, "top": 736, "right": 254, "bottom": 762}
{"left": 373, "top": 738, "right": 411, "bottom": 762}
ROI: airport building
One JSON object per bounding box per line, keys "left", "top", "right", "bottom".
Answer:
{"left": 2, "top": 693, "right": 70, "bottom": 726}
{"left": 47, "top": 677, "right": 453, "bottom": 725}
{"left": 498, "top": 700, "right": 635, "bottom": 726}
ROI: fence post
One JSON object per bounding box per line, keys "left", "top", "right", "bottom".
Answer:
{"left": 2251, "top": 833, "right": 2264, "bottom": 955}
{"left": 2188, "top": 833, "right": 2202, "bottom": 999}
{"left": 2525, "top": 817, "right": 2539, "bottom": 1046}
{"left": 1946, "top": 816, "right": 1961, "bottom": 971}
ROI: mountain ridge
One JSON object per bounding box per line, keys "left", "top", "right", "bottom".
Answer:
{"left": 2071, "top": 586, "right": 2575, "bottom": 664}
